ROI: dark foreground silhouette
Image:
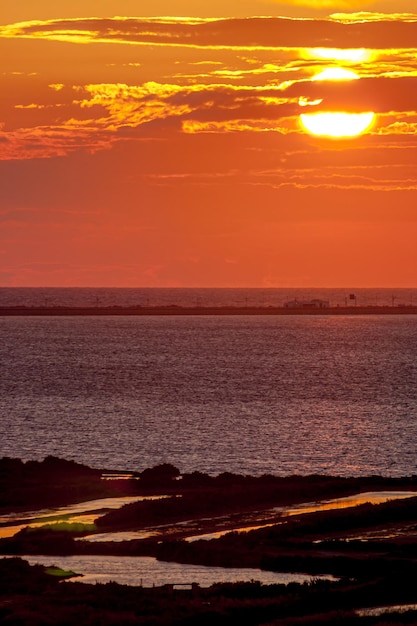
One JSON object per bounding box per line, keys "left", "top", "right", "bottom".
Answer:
{"left": 2, "top": 304, "right": 417, "bottom": 316}
{"left": 2, "top": 457, "right": 417, "bottom": 624}
{"left": 3, "top": 556, "right": 417, "bottom": 626}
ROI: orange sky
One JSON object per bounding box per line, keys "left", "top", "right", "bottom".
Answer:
{"left": 1, "top": 1, "right": 417, "bottom": 287}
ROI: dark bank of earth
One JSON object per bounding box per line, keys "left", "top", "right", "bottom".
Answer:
{"left": 2, "top": 304, "right": 417, "bottom": 316}
{"left": 2, "top": 556, "right": 417, "bottom": 625}
{"left": 2, "top": 457, "right": 417, "bottom": 624}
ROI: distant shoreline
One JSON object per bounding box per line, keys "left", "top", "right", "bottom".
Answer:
{"left": 2, "top": 305, "right": 417, "bottom": 316}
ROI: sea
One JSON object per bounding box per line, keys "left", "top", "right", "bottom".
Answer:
{"left": 1, "top": 287, "right": 417, "bottom": 478}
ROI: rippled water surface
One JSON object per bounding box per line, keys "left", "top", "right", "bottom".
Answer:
{"left": 1, "top": 313, "right": 417, "bottom": 476}
{"left": 18, "top": 555, "right": 331, "bottom": 587}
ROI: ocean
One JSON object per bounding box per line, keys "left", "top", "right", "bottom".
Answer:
{"left": 1, "top": 288, "right": 417, "bottom": 477}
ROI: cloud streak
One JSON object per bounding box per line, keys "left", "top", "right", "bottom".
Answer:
{"left": 1, "top": 14, "right": 417, "bottom": 49}
{"left": 1, "top": 70, "right": 416, "bottom": 160}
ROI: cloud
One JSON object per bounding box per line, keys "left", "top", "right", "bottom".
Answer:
{"left": 0, "top": 123, "right": 116, "bottom": 160}
{"left": 2, "top": 72, "right": 417, "bottom": 160}
{"left": 0, "top": 80, "right": 300, "bottom": 159}
{"left": 246, "top": 166, "right": 417, "bottom": 191}
{"left": 278, "top": 0, "right": 374, "bottom": 7}
{"left": 2, "top": 15, "right": 417, "bottom": 50}
{"left": 1, "top": 14, "right": 417, "bottom": 161}
{"left": 286, "top": 75, "right": 417, "bottom": 115}
{"left": 330, "top": 12, "right": 417, "bottom": 23}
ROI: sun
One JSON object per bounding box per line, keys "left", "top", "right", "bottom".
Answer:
{"left": 300, "top": 111, "right": 375, "bottom": 138}
{"left": 311, "top": 68, "right": 359, "bottom": 82}
{"left": 299, "top": 68, "right": 375, "bottom": 139}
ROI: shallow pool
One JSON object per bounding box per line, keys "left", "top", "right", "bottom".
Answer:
{"left": 16, "top": 555, "right": 334, "bottom": 587}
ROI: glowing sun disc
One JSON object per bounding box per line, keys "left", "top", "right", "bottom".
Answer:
{"left": 300, "top": 67, "right": 375, "bottom": 138}
{"left": 312, "top": 67, "right": 359, "bottom": 81}
{"left": 300, "top": 111, "right": 375, "bottom": 138}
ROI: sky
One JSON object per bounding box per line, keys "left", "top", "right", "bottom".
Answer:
{"left": 1, "top": 1, "right": 417, "bottom": 287}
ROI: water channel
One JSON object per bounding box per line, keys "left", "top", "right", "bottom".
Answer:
{"left": 2, "top": 490, "right": 416, "bottom": 587}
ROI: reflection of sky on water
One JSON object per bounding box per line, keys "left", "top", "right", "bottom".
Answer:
{"left": 0, "top": 495, "right": 162, "bottom": 524}
{"left": 2, "top": 491, "right": 417, "bottom": 586}
{"left": 0, "top": 495, "right": 168, "bottom": 539}
{"left": 323, "top": 521, "right": 417, "bottom": 543}
{"left": 77, "top": 490, "right": 417, "bottom": 544}
{"left": 17, "top": 555, "right": 335, "bottom": 588}
{"left": 0, "top": 514, "right": 99, "bottom": 540}
{"left": 185, "top": 491, "right": 417, "bottom": 542}
{"left": 357, "top": 604, "right": 417, "bottom": 618}
{"left": 2, "top": 490, "right": 416, "bottom": 543}
{"left": 280, "top": 491, "right": 417, "bottom": 516}
{"left": 77, "top": 530, "right": 156, "bottom": 542}
{"left": 3, "top": 315, "right": 417, "bottom": 479}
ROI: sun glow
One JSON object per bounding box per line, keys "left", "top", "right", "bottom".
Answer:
{"left": 311, "top": 67, "right": 359, "bottom": 81}
{"left": 300, "top": 111, "right": 375, "bottom": 138}
{"left": 303, "top": 48, "right": 373, "bottom": 63}
{"left": 300, "top": 68, "right": 375, "bottom": 138}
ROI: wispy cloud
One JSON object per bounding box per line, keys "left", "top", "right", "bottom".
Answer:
{"left": 278, "top": 1, "right": 374, "bottom": 8}
{"left": 1, "top": 13, "right": 416, "bottom": 174}
{"left": 1, "top": 15, "right": 417, "bottom": 49}
{"left": 2, "top": 71, "right": 417, "bottom": 160}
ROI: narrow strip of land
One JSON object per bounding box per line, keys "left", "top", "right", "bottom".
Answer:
{"left": 1, "top": 305, "right": 417, "bottom": 316}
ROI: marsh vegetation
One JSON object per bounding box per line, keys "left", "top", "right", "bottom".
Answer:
{"left": 2, "top": 457, "right": 417, "bottom": 624}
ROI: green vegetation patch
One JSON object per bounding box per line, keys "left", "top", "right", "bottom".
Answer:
{"left": 44, "top": 566, "right": 79, "bottom": 579}
{"left": 39, "top": 522, "right": 96, "bottom": 533}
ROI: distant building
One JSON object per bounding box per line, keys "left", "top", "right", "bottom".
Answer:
{"left": 284, "top": 299, "right": 330, "bottom": 309}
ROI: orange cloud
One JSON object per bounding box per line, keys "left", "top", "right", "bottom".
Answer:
{"left": 330, "top": 11, "right": 417, "bottom": 22}
{"left": 1, "top": 9, "right": 417, "bottom": 288}
{"left": 280, "top": 0, "right": 374, "bottom": 7}
{"left": 2, "top": 15, "right": 417, "bottom": 50}
{"left": 2, "top": 70, "right": 417, "bottom": 161}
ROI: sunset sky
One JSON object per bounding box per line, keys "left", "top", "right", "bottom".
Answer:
{"left": 1, "top": 1, "right": 417, "bottom": 287}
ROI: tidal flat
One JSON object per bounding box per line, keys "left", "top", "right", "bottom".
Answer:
{"left": 2, "top": 456, "right": 417, "bottom": 624}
